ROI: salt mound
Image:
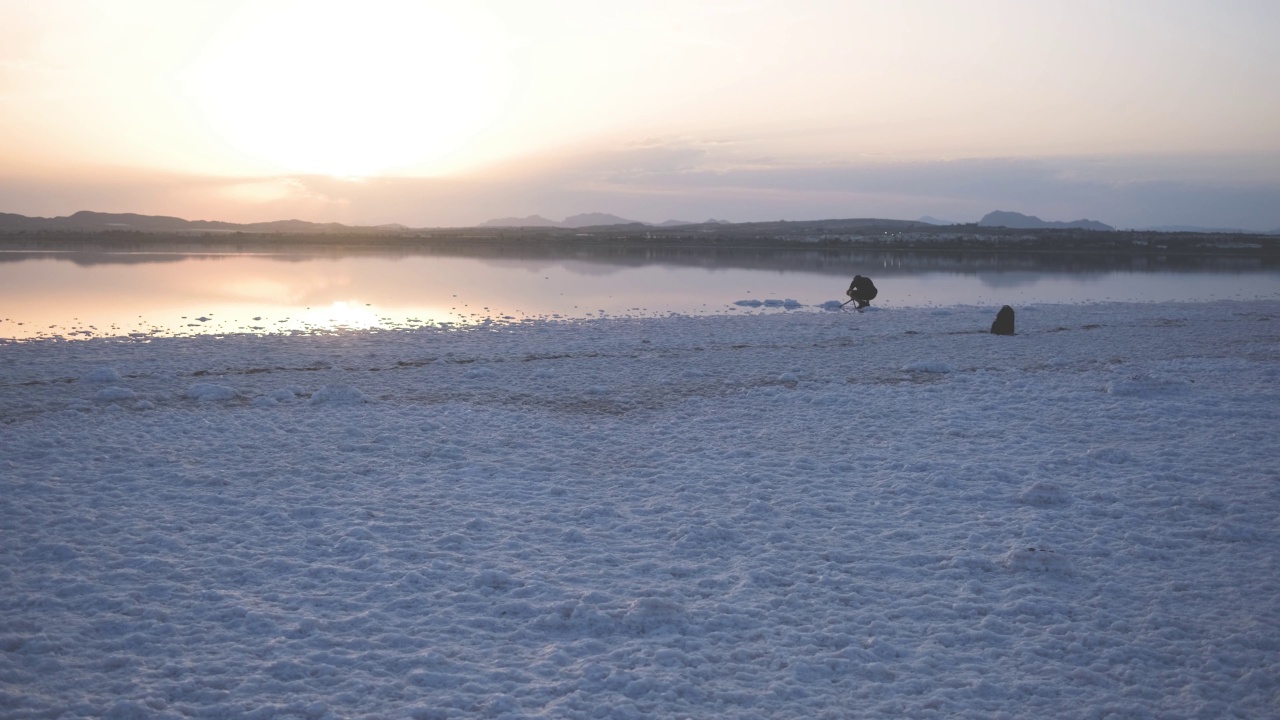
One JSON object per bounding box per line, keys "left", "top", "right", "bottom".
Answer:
{"left": 309, "top": 385, "right": 368, "bottom": 405}
{"left": 622, "top": 597, "right": 688, "bottom": 635}
{"left": 94, "top": 387, "right": 136, "bottom": 402}
{"left": 80, "top": 366, "right": 121, "bottom": 384}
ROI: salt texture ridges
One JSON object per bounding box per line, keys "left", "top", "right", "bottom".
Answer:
{"left": 2, "top": 301, "right": 1278, "bottom": 718}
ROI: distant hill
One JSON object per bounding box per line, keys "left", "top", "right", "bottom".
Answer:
{"left": 561, "top": 212, "right": 639, "bottom": 228}
{"left": 478, "top": 213, "right": 739, "bottom": 229}
{"left": 918, "top": 215, "right": 958, "bottom": 226}
{"left": 0, "top": 210, "right": 352, "bottom": 233}
{"left": 482, "top": 213, "right": 642, "bottom": 228}
{"left": 979, "top": 210, "right": 1113, "bottom": 231}
{"left": 478, "top": 215, "right": 561, "bottom": 228}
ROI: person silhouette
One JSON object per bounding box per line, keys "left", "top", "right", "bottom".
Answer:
{"left": 846, "top": 275, "right": 878, "bottom": 309}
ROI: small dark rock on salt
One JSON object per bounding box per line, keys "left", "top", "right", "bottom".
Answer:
{"left": 991, "top": 305, "right": 1015, "bottom": 336}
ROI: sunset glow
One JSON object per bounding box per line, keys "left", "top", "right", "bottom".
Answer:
{"left": 191, "top": 1, "right": 511, "bottom": 177}
{"left": 1, "top": 1, "right": 1277, "bottom": 229}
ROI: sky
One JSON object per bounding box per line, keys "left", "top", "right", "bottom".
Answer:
{"left": 1, "top": 0, "right": 1278, "bottom": 230}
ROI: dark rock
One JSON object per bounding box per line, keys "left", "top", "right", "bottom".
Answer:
{"left": 991, "top": 305, "right": 1015, "bottom": 335}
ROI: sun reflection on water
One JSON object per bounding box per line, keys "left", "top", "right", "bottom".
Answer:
{"left": 2, "top": 250, "right": 1279, "bottom": 341}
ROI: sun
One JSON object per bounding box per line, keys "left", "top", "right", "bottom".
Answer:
{"left": 193, "top": 1, "right": 509, "bottom": 177}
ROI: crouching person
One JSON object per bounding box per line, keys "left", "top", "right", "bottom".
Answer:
{"left": 846, "top": 275, "right": 878, "bottom": 309}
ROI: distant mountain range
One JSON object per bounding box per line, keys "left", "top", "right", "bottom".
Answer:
{"left": 917, "top": 215, "right": 958, "bottom": 226}
{"left": 3, "top": 209, "right": 1273, "bottom": 235}
{"left": 0, "top": 209, "right": 736, "bottom": 233}
{"left": 0, "top": 210, "right": 352, "bottom": 233}
{"left": 479, "top": 213, "right": 731, "bottom": 228}
{"left": 978, "top": 211, "right": 1114, "bottom": 232}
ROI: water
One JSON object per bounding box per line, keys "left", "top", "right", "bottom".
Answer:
{"left": 2, "top": 245, "right": 1277, "bottom": 340}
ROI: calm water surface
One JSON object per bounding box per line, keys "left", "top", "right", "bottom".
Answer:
{"left": 2, "top": 247, "right": 1278, "bottom": 340}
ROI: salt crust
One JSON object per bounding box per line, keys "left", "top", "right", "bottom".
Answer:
{"left": 2, "top": 300, "right": 1278, "bottom": 718}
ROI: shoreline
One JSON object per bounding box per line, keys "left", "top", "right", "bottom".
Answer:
{"left": 2, "top": 233, "right": 1277, "bottom": 281}
{"left": 3, "top": 226, "right": 1279, "bottom": 262}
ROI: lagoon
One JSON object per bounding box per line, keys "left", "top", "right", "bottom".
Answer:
{"left": 2, "top": 245, "right": 1278, "bottom": 340}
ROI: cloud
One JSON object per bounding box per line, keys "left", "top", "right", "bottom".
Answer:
{"left": 2, "top": 147, "right": 1278, "bottom": 231}
{"left": 448, "top": 142, "right": 1280, "bottom": 230}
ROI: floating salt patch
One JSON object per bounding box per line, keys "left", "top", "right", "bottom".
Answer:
{"left": 185, "top": 383, "right": 237, "bottom": 401}
{"left": 80, "top": 366, "right": 121, "bottom": 384}
{"left": 734, "top": 299, "right": 763, "bottom": 307}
